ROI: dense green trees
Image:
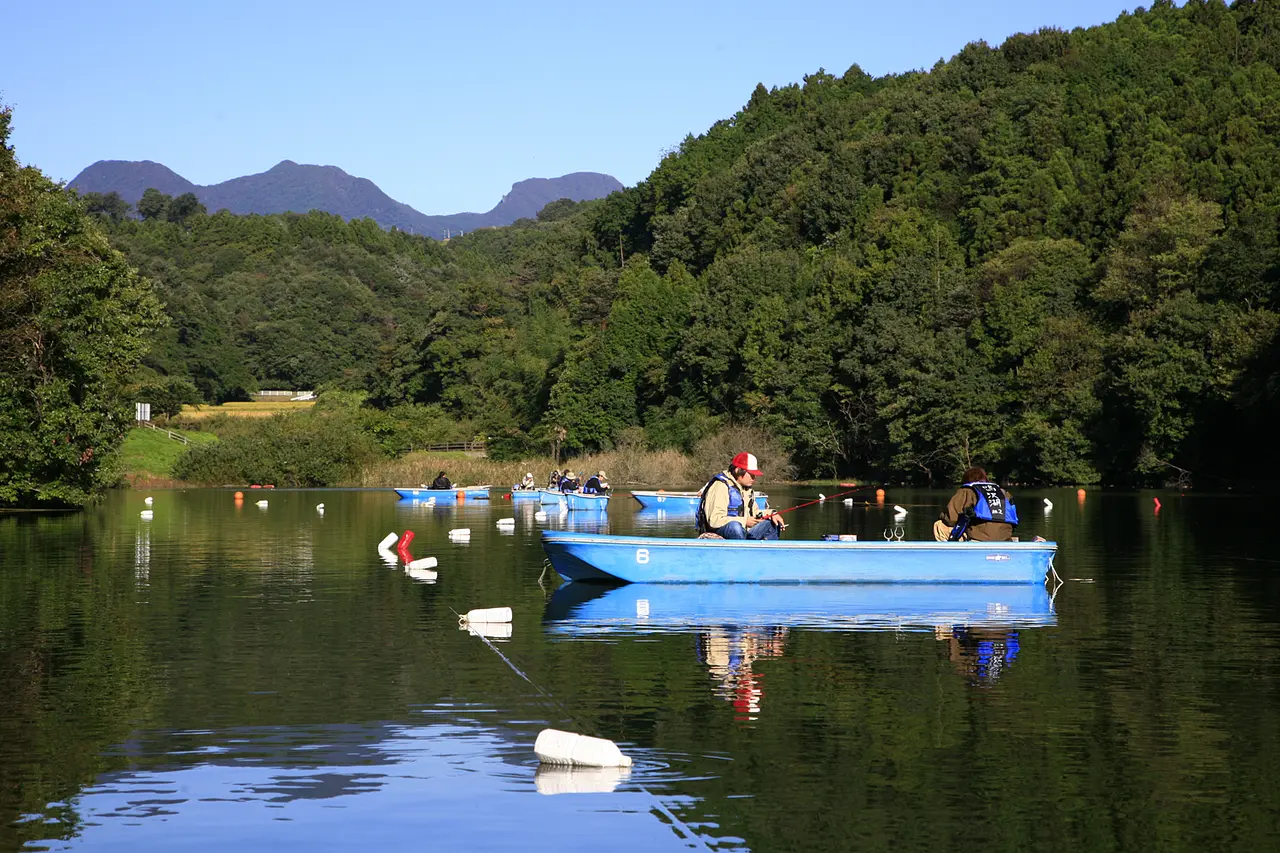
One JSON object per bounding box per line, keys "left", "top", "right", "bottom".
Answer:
{"left": 0, "top": 107, "right": 165, "bottom": 507}
{"left": 79, "top": 1, "right": 1280, "bottom": 486}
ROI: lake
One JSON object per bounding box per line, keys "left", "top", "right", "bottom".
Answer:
{"left": 2, "top": 486, "right": 1277, "bottom": 851}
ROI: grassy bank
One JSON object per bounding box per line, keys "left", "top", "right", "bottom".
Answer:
{"left": 117, "top": 427, "right": 217, "bottom": 486}
{"left": 176, "top": 401, "right": 316, "bottom": 420}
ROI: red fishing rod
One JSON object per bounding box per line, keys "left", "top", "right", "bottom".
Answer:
{"left": 769, "top": 484, "right": 879, "bottom": 518}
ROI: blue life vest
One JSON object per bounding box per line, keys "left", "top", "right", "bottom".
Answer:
{"left": 965, "top": 481, "right": 1018, "bottom": 526}
{"left": 696, "top": 473, "right": 745, "bottom": 534}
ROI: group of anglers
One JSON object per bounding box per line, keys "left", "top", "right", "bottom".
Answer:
{"left": 437, "top": 453, "right": 1021, "bottom": 542}
{"left": 695, "top": 454, "right": 1020, "bottom": 543}
{"left": 511, "top": 470, "right": 611, "bottom": 495}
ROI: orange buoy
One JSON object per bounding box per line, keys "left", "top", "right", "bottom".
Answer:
{"left": 234, "top": 491, "right": 243, "bottom": 500}
{"left": 875, "top": 488, "right": 885, "bottom": 499}
{"left": 1077, "top": 488, "right": 1086, "bottom": 498}
{"left": 456, "top": 489, "right": 465, "bottom": 500}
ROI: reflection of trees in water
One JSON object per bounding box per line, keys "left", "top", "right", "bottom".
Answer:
{"left": 696, "top": 627, "right": 788, "bottom": 721}
{"left": 936, "top": 626, "right": 1021, "bottom": 687}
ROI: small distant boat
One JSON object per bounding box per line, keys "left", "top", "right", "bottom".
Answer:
{"left": 541, "top": 531, "right": 1057, "bottom": 584}
{"left": 394, "top": 487, "right": 458, "bottom": 503}
{"left": 630, "top": 490, "right": 769, "bottom": 511}
{"left": 538, "top": 488, "right": 566, "bottom": 505}
{"left": 511, "top": 487, "right": 541, "bottom": 501}
{"left": 561, "top": 491, "right": 609, "bottom": 512}
{"left": 463, "top": 485, "right": 491, "bottom": 500}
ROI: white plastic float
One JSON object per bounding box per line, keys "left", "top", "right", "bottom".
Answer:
{"left": 140, "top": 510, "right": 153, "bottom": 520}
{"left": 535, "top": 729, "right": 631, "bottom": 768}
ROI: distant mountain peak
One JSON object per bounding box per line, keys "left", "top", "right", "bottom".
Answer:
{"left": 68, "top": 160, "right": 622, "bottom": 238}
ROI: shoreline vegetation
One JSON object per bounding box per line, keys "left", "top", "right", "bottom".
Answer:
{"left": 8, "top": 1, "right": 1280, "bottom": 509}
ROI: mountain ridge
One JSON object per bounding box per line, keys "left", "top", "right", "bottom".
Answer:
{"left": 69, "top": 159, "right": 623, "bottom": 238}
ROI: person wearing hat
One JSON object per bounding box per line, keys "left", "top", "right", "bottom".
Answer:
{"left": 696, "top": 452, "right": 786, "bottom": 539}
{"left": 558, "top": 470, "right": 580, "bottom": 492}
{"left": 519, "top": 472, "right": 536, "bottom": 490}
{"left": 582, "top": 470, "right": 609, "bottom": 494}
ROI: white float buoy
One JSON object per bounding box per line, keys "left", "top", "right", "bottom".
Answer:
{"left": 496, "top": 518, "right": 515, "bottom": 528}
{"left": 256, "top": 500, "right": 268, "bottom": 508}
{"left": 534, "top": 510, "right": 547, "bottom": 521}
{"left": 140, "top": 510, "right": 153, "bottom": 520}
{"left": 143, "top": 496, "right": 154, "bottom": 505}
{"left": 843, "top": 498, "right": 854, "bottom": 506}
{"left": 405, "top": 567, "right": 438, "bottom": 583}
{"left": 316, "top": 503, "right": 325, "bottom": 510}
{"left": 408, "top": 556, "right": 437, "bottom": 569}
{"left": 461, "top": 621, "right": 513, "bottom": 639}
{"left": 462, "top": 606, "right": 512, "bottom": 623}
{"left": 448, "top": 528, "right": 471, "bottom": 538}
{"left": 535, "top": 729, "right": 632, "bottom": 768}
{"left": 377, "top": 532, "right": 399, "bottom": 553}
{"left": 819, "top": 493, "right": 826, "bottom": 501}
{"left": 1044, "top": 498, "right": 1054, "bottom": 510}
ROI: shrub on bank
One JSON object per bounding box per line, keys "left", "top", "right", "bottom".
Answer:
{"left": 173, "top": 411, "right": 379, "bottom": 486}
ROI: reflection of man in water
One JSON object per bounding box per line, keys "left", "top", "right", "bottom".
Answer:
{"left": 696, "top": 627, "right": 788, "bottom": 721}
{"left": 935, "top": 626, "right": 1021, "bottom": 686}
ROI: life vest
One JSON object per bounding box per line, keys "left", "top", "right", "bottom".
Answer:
{"left": 582, "top": 477, "right": 603, "bottom": 494}
{"left": 696, "top": 473, "right": 745, "bottom": 534}
{"left": 965, "top": 481, "right": 1019, "bottom": 526}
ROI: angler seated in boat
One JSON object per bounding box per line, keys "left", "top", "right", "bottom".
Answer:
{"left": 933, "top": 466, "right": 1018, "bottom": 542}
{"left": 558, "top": 471, "right": 581, "bottom": 493}
{"left": 429, "top": 471, "right": 452, "bottom": 490}
{"left": 581, "top": 471, "right": 609, "bottom": 495}
{"left": 516, "top": 472, "right": 537, "bottom": 491}
{"left": 696, "top": 452, "right": 787, "bottom": 541}
{"left": 547, "top": 469, "right": 561, "bottom": 489}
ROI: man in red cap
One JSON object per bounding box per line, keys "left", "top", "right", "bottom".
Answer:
{"left": 696, "top": 452, "right": 786, "bottom": 539}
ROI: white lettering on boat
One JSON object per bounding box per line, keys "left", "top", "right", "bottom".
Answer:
{"left": 985, "top": 554, "right": 1011, "bottom": 561}
{"left": 636, "top": 549, "right": 650, "bottom": 564}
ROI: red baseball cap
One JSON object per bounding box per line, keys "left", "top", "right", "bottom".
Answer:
{"left": 731, "top": 452, "right": 763, "bottom": 476}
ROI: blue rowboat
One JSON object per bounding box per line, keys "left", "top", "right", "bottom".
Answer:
{"left": 540, "top": 531, "right": 1057, "bottom": 584}
{"left": 561, "top": 491, "right": 610, "bottom": 512}
{"left": 538, "top": 488, "right": 566, "bottom": 505}
{"left": 463, "top": 485, "right": 491, "bottom": 500}
{"left": 394, "top": 487, "right": 459, "bottom": 504}
{"left": 510, "top": 488, "right": 541, "bottom": 501}
{"left": 630, "top": 490, "right": 769, "bottom": 511}
{"left": 543, "top": 582, "right": 1056, "bottom": 634}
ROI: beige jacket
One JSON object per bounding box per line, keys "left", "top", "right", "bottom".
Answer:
{"left": 703, "top": 472, "right": 765, "bottom": 530}
{"left": 939, "top": 485, "right": 1016, "bottom": 542}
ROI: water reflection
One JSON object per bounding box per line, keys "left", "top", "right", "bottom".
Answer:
{"left": 697, "top": 627, "right": 788, "bottom": 722}
{"left": 937, "top": 626, "right": 1022, "bottom": 687}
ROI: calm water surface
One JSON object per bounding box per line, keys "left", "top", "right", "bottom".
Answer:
{"left": 2, "top": 487, "right": 1277, "bottom": 851}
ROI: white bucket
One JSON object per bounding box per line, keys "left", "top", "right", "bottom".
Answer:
{"left": 463, "top": 606, "right": 512, "bottom": 623}
{"left": 407, "top": 557, "right": 437, "bottom": 569}
{"left": 535, "top": 764, "right": 630, "bottom": 795}
{"left": 535, "top": 729, "right": 632, "bottom": 768}
{"left": 461, "top": 621, "right": 512, "bottom": 639}
{"left": 377, "top": 532, "right": 399, "bottom": 552}
{"left": 405, "top": 567, "right": 438, "bottom": 583}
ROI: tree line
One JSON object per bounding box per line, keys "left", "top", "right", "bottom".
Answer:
{"left": 8, "top": 0, "right": 1280, "bottom": 506}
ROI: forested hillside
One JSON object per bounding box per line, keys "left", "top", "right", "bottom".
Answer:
{"left": 92, "top": 0, "right": 1280, "bottom": 486}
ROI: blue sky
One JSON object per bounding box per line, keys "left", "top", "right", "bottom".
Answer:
{"left": 4, "top": 0, "right": 1143, "bottom": 215}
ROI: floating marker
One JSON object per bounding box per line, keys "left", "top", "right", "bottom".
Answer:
{"left": 377, "top": 532, "right": 399, "bottom": 552}
{"left": 534, "top": 510, "right": 547, "bottom": 521}
{"left": 462, "top": 606, "right": 512, "bottom": 623}
{"left": 234, "top": 491, "right": 244, "bottom": 500}
{"left": 405, "top": 567, "right": 438, "bottom": 583}
{"left": 893, "top": 504, "right": 908, "bottom": 518}
{"left": 1043, "top": 498, "right": 1053, "bottom": 510}
{"left": 256, "top": 500, "right": 268, "bottom": 508}
{"left": 140, "top": 510, "right": 153, "bottom": 520}
{"left": 843, "top": 498, "right": 854, "bottom": 506}
{"left": 144, "top": 496, "right": 154, "bottom": 505}
{"left": 535, "top": 729, "right": 631, "bottom": 768}
{"left": 1154, "top": 497, "right": 1162, "bottom": 513}
{"left": 461, "top": 621, "right": 512, "bottom": 639}
{"left": 818, "top": 493, "right": 826, "bottom": 501}
{"left": 496, "top": 518, "right": 515, "bottom": 527}
{"left": 316, "top": 503, "right": 325, "bottom": 511}
{"left": 408, "top": 556, "right": 437, "bottom": 569}
{"left": 448, "top": 528, "right": 471, "bottom": 539}
{"left": 1077, "top": 488, "right": 1086, "bottom": 500}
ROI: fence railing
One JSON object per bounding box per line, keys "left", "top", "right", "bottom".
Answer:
{"left": 422, "top": 441, "right": 487, "bottom": 453}
{"left": 139, "top": 421, "right": 190, "bottom": 445}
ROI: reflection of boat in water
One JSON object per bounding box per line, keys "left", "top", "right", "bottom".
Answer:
{"left": 543, "top": 582, "right": 1056, "bottom": 635}
{"left": 630, "top": 490, "right": 769, "bottom": 511}
{"left": 542, "top": 531, "right": 1057, "bottom": 583}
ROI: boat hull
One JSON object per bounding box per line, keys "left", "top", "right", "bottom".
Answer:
{"left": 544, "top": 582, "right": 1056, "bottom": 634}
{"left": 394, "top": 487, "right": 459, "bottom": 504}
{"left": 538, "top": 489, "right": 565, "bottom": 505}
{"left": 630, "top": 490, "right": 769, "bottom": 511}
{"left": 541, "top": 532, "right": 1056, "bottom": 584}
{"left": 511, "top": 488, "right": 541, "bottom": 501}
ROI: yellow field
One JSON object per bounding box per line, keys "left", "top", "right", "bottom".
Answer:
{"left": 177, "top": 401, "right": 316, "bottom": 420}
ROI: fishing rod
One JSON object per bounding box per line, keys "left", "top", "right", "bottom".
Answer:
{"left": 771, "top": 484, "right": 878, "bottom": 517}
